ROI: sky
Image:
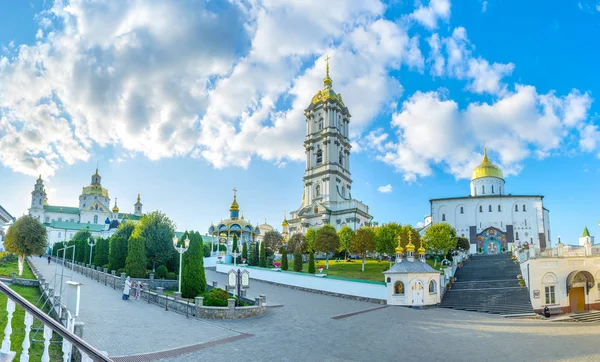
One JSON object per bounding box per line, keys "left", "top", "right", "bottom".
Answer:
{"left": 0, "top": 0, "right": 599, "bottom": 245}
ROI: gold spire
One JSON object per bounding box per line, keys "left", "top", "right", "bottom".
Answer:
{"left": 230, "top": 187, "right": 239, "bottom": 211}
{"left": 136, "top": 193, "right": 141, "bottom": 203}
{"left": 282, "top": 210, "right": 289, "bottom": 227}
{"left": 112, "top": 198, "right": 119, "bottom": 213}
{"left": 471, "top": 147, "right": 503, "bottom": 181}
{"left": 418, "top": 238, "right": 426, "bottom": 255}
{"left": 406, "top": 231, "right": 415, "bottom": 252}
{"left": 323, "top": 55, "right": 332, "bottom": 88}
{"left": 395, "top": 235, "right": 404, "bottom": 254}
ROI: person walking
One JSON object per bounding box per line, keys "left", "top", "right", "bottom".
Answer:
{"left": 135, "top": 281, "right": 143, "bottom": 300}
{"left": 122, "top": 276, "right": 132, "bottom": 300}
{"left": 47, "top": 255, "right": 51, "bottom": 265}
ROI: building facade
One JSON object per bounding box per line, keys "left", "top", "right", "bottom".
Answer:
{"left": 288, "top": 59, "right": 372, "bottom": 234}
{"left": 428, "top": 149, "right": 551, "bottom": 254}
{"left": 27, "top": 169, "right": 143, "bottom": 249}
{"left": 0, "top": 205, "right": 15, "bottom": 251}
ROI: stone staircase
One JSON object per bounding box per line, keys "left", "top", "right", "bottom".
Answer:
{"left": 440, "top": 254, "right": 534, "bottom": 317}
{"left": 569, "top": 310, "right": 600, "bottom": 323}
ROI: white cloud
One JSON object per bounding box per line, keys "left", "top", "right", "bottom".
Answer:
{"left": 370, "top": 86, "right": 593, "bottom": 182}
{"left": 378, "top": 184, "right": 393, "bottom": 193}
{"left": 482, "top": 1, "right": 488, "bottom": 13}
{"left": 410, "top": 0, "right": 451, "bottom": 30}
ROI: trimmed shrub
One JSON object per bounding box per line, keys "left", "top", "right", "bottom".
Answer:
{"left": 156, "top": 265, "right": 168, "bottom": 279}
{"left": 308, "top": 250, "right": 315, "bottom": 274}
{"left": 181, "top": 235, "right": 206, "bottom": 298}
{"left": 205, "top": 288, "right": 229, "bottom": 300}
{"left": 204, "top": 297, "right": 228, "bottom": 307}
{"left": 281, "top": 247, "right": 288, "bottom": 271}
{"left": 166, "top": 272, "right": 177, "bottom": 280}
{"left": 259, "top": 242, "right": 266, "bottom": 267}
{"left": 293, "top": 246, "right": 302, "bottom": 272}
{"left": 242, "top": 242, "right": 248, "bottom": 261}
{"left": 125, "top": 233, "right": 146, "bottom": 278}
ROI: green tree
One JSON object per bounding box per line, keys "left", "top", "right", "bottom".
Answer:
{"left": 374, "top": 223, "right": 402, "bottom": 263}
{"left": 248, "top": 243, "right": 257, "bottom": 266}
{"left": 125, "top": 232, "right": 146, "bottom": 278}
{"left": 262, "top": 231, "right": 283, "bottom": 256}
{"left": 308, "top": 250, "right": 315, "bottom": 274}
{"left": 109, "top": 222, "right": 135, "bottom": 271}
{"left": 232, "top": 234, "right": 239, "bottom": 254}
{"left": 315, "top": 225, "right": 340, "bottom": 269}
{"left": 293, "top": 245, "right": 303, "bottom": 272}
{"left": 203, "top": 243, "right": 211, "bottom": 257}
{"left": 424, "top": 223, "right": 457, "bottom": 266}
{"left": 259, "top": 242, "right": 267, "bottom": 267}
{"left": 289, "top": 233, "right": 305, "bottom": 252}
{"left": 70, "top": 229, "right": 92, "bottom": 264}
{"left": 456, "top": 236, "right": 470, "bottom": 252}
{"left": 350, "top": 228, "right": 376, "bottom": 272}
{"left": 281, "top": 246, "right": 288, "bottom": 270}
{"left": 241, "top": 242, "right": 248, "bottom": 262}
{"left": 304, "top": 227, "right": 317, "bottom": 252}
{"left": 337, "top": 225, "right": 355, "bottom": 262}
{"left": 398, "top": 225, "right": 422, "bottom": 250}
{"left": 4, "top": 215, "right": 47, "bottom": 276}
{"left": 52, "top": 242, "right": 64, "bottom": 257}
{"left": 138, "top": 211, "right": 176, "bottom": 271}
{"left": 93, "top": 238, "right": 110, "bottom": 267}
{"left": 181, "top": 232, "right": 206, "bottom": 298}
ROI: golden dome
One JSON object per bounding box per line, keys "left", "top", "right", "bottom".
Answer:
{"left": 136, "top": 193, "right": 142, "bottom": 204}
{"left": 471, "top": 148, "right": 503, "bottom": 181}
{"left": 310, "top": 55, "right": 346, "bottom": 107}
{"left": 418, "top": 240, "right": 426, "bottom": 255}
{"left": 395, "top": 235, "right": 404, "bottom": 254}
{"left": 406, "top": 231, "right": 415, "bottom": 252}
{"left": 230, "top": 190, "right": 239, "bottom": 211}
{"left": 282, "top": 211, "right": 289, "bottom": 227}
{"left": 112, "top": 198, "right": 119, "bottom": 213}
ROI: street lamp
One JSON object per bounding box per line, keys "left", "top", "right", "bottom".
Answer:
{"left": 172, "top": 236, "right": 190, "bottom": 294}
{"left": 88, "top": 236, "right": 96, "bottom": 266}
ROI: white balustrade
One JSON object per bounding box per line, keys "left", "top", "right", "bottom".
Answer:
{"left": 19, "top": 311, "right": 33, "bottom": 361}
{"left": 1, "top": 298, "right": 16, "bottom": 354}
{"left": 41, "top": 324, "right": 52, "bottom": 362}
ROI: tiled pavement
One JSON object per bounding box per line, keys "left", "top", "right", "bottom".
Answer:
{"left": 31, "top": 259, "right": 600, "bottom": 361}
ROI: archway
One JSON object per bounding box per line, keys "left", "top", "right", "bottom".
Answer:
{"left": 566, "top": 270, "right": 595, "bottom": 312}
{"left": 477, "top": 227, "right": 507, "bottom": 254}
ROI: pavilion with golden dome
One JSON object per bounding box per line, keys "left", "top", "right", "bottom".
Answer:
{"left": 426, "top": 147, "right": 551, "bottom": 254}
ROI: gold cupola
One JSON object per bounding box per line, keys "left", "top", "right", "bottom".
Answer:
{"left": 418, "top": 240, "right": 426, "bottom": 255}
{"left": 112, "top": 198, "right": 119, "bottom": 213}
{"left": 395, "top": 235, "right": 404, "bottom": 255}
{"left": 310, "top": 55, "right": 346, "bottom": 107}
{"left": 471, "top": 148, "right": 503, "bottom": 181}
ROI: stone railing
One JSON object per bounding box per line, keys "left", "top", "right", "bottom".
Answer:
{"left": 1, "top": 273, "right": 111, "bottom": 361}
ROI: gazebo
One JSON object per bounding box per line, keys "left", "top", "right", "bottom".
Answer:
{"left": 208, "top": 189, "right": 258, "bottom": 253}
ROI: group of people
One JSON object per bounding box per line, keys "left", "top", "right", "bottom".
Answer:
{"left": 122, "top": 277, "right": 143, "bottom": 300}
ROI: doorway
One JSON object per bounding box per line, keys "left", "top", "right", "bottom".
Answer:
{"left": 569, "top": 287, "right": 585, "bottom": 313}
{"left": 412, "top": 280, "right": 424, "bottom": 306}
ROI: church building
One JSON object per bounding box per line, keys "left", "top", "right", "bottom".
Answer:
{"left": 427, "top": 149, "right": 551, "bottom": 254}
{"left": 288, "top": 58, "right": 372, "bottom": 234}
{"left": 28, "top": 169, "right": 144, "bottom": 250}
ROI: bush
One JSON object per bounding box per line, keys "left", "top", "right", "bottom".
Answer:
{"left": 166, "top": 272, "right": 177, "bottom": 280}
{"left": 281, "top": 247, "right": 288, "bottom": 271}
{"left": 205, "top": 288, "right": 229, "bottom": 300}
{"left": 308, "top": 250, "right": 315, "bottom": 274}
{"left": 293, "top": 246, "right": 302, "bottom": 272}
{"left": 117, "top": 268, "right": 125, "bottom": 275}
{"left": 203, "top": 297, "right": 228, "bottom": 307}
{"left": 156, "top": 265, "right": 168, "bottom": 279}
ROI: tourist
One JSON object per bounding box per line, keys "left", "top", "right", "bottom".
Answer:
{"left": 136, "top": 281, "right": 143, "bottom": 300}
{"left": 543, "top": 306, "right": 550, "bottom": 318}
{"left": 123, "top": 276, "right": 132, "bottom": 300}
{"left": 47, "top": 256, "right": 51, "bottom": 265}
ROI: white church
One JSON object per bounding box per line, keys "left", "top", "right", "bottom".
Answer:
{"left": 288, "top": 58, "right": 372, "bottom": 233}
{"left": 28, "top": 169, "right": 144, "bottom": 250}
{"left": 426, "top": 149, "right": 551, "bottom": 254}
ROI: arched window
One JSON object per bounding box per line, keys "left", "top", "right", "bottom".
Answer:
{"left": 318, "top": 118, "right": 323, "bottom": 131}
{"left": 58, "top": 217, "right": 62, "bottom": 222}
{"left": 316, "top": 148, "right": 323, "bottom": 165}
{"left": 523, "top": 204, "right": 526, "bottom": 212}
{"left": 429, "top": 280, "right": 436, "bottom": 294}
{"left": 492, "top": 185, "right": 494, "bottom": 194}
{"left": 488, "top": 205, "right": 492, "bottom": 212}
{"left": 394, "top": 281, "right": 404, "bottom": 295}
{"left": 341, "top": 186, "right": 346, "bottom": 197}
{"left": 525, "top": 219, "right": 527, "bottom": 226}
{"left": 339, "top": 151, "right": 343, "bottom": 165}
{"left": 515, "top": 205, "right": 518, "bottom": 212}
{"left": 442, "top": 214, "right": 446, "bottom": 221}
{"left": 482, "top": 185, "right": 485, "bottom": 194}
{"left": 460, "top": 207, "right": 464, "bottom": 214}
{"left": 479, "top": 205, "right": 483, "bottom": 212}
{"left": 498, "top": 205, "right": 502, "bottom": 212}
{"left": 93, "top": 215, "right": 98, "bottom": 224}
{"left": 516, "top": 232, "right": 519, "bottom": 240}
{"left": 39, "top": 199, "right": 42, "bottom": 205}
{"left": 315, "top": 185, "right": 321, "bottom": 197}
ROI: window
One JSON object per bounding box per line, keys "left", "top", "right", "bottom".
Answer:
{"left": 515, "top": 205, "right": 518, "bottom": 212}
{"left": 45, "top": 217, "right": 49, "bottom": 223}
{"left": 488, "top": 205, "right": 492, "bottom": 212}
{"left": 342, "top": 186, "right": 346, "bottom": 197}
{"left": 482, "top": 185, "right": 485, "bottom": 194}
{"left": 442, "top": 214, "right": 446, "bottom": 222}
{"left": 523, "top": 204, "right": 526, "bottom": 212}
{"left": 498, "top": 205, "right": 502, "bottom": 212}
{"left": 479, "top": 205, "right": 483, "bottom": 212}
{"left": 58, "top": 217, "right": 62, "bottom": 222}
{"left": 339, "top": 151, "right": 343, "bottom": 165}
{"left": 525, "top": 219, "right": 527, "bottom": 226}
{"left": 318, "top": 118, "right": 323, "bottom": 131}
{"left": 492, "top": 185, "right": 494, "bottom": 194}
{"left": 394, "top": 281, "right": 404, "bottom": 295}
{"left": 93, "top": 215, "right": 98, "bottom": 224}
{"left": 58, "top": 232, "right": 61, "bottom": 238}
{"left": 499, "top": 186, "right": 502, "bottom": 194}
{"left": 545, "top": 286, "right": 556, "bottom": 304}
{"left": 315, "top": 185, "right": 321, "bottom": 197}
{"left": 316, "top": 148, "right": 323, "bottom": 165}
{"left": 429, "top": 280, "right": 437, "bottom": 294}
{"left": 516, "top": 232, "right": 519, "bottom": 240}
{"left": 39, "top": 199, "right": 42, "bottom": 205}
{"left": 460, "top": 207, "right": 464, "bottom": 214}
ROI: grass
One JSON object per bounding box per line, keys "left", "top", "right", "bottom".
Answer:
{"left": 426, "top": 259, "right": 446, "bottom": 271}
{"left": 0, "top": 258, "right": 36, "bottom": 279}
{"left": 0, "top": 285, "right": 63, "bottom": 360}
{"left": 281, "top": 258, "right": 390, "bottom": 282}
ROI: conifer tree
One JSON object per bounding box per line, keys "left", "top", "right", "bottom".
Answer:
{"left": 259, "top": 242, "right": 266, "bottom": 267}
{"left": 181, "top": 232, "right": 206, "bottom": 298}
{"left": 242, "top": 242, "right": 248, "bottom": 262}
{"left": 125, "top": 232, "right": 147, "bottom": 278}
{"left": 232, "top": 234, "right": 238, "bottom": 254}
{"left": 293, "top": 245, "right": 303, "bottom": 272}
{"left": 93, "top": 238, "right": 110, "bottom": 267}
{"left": 281, "top": 246, "right": 288, "bottom": 270}
{"left": 308, "top": 250, "right": 315, "bottom": 274}
{"left": 109, "top": 222, "right": 135, "bottom": 271}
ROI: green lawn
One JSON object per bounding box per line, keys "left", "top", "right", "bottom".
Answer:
{"left": 0, "top": 285, "right": 63, "bottom": 360}
{"left": 281, "top": 258, "right": 389, "bottom": 282}
{"left": 426, "top": 259, "right": 445, "bottom": 271}
{"left": 0, "top": 258, "right": 36, "bottom": 279}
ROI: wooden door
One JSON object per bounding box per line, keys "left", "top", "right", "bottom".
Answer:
{"left": 569, "top": 287, "right": 585, "bottom": 313}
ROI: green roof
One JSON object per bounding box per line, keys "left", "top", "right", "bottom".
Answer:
{"left": 44, "top": 205, "right": 80, "bottom": 214}
{"left": 174, "top": 232, "right": 215, "bottom": 244}
{"left": 583, "top": 226, "right": 590, "bottom": 237}
{"left": 44, "top": 221, "right": 105, "bottom": 232}
{"left": 118, "top": 213, "right": 141, "bottom": 221}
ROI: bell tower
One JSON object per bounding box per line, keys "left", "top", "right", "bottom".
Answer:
{"left": 29, "top": 175, "right": 46, "bottom": 221}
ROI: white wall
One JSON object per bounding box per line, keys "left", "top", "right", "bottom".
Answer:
{"left": 385, "top": 272, "right": 441, "bottom": 306}
{"left": 216, "top": 263, "right": 386, "bottom": 300}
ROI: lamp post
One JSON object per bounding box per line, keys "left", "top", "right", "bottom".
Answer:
{"left": 232, "top": 246, "right": 241, "bottom": 268}
{"left": 88, "top": 236, "right": 96, "bottom": 266}
{"left": 172, "top": 236, "right": 190, "bottom": 294}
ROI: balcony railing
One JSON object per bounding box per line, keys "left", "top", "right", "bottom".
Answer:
{"left": 0, "top": 281, "right": 111, "bottom": 362}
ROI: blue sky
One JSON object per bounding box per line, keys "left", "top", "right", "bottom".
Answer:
{"left": 1, "top": 0, "right": 599, "bottom": 244}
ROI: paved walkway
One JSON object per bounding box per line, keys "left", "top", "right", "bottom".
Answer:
{"left": 31, "top": 259, "right": 600, "bottom": 361}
